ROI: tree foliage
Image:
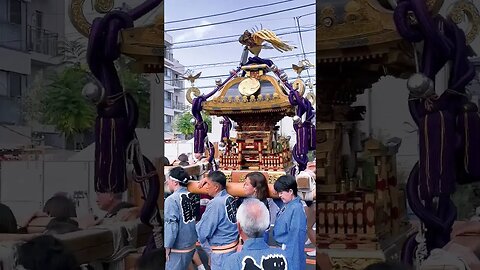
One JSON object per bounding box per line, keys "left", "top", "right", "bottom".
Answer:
{"left": 173, "top": 111, "right": 212, "bottom": 139}
{"left": 22, "top": 39, "right": 151, "bottom": 141}
{"left": 42, "top": 67, "right": 95, "bottom": 139}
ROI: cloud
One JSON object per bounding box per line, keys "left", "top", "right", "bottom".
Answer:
{"left": 174, "top": 20, "right": 215, "bottom": 43}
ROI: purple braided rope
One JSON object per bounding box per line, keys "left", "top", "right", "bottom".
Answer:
{"left": 401, "top": 234, "right": 417, "bottom": 266}
{"left": 221, "top": 116, "right": 232, "bottom": 140}
{"left": 87, "top": 0, "right": 162, "bottom": 251}
{"left": 128, "top": 0, "right": 162, "bottom": 21}
{"left": 192, "top": 68, "right": 241, "bottom": 164}
{"left": 394, "top": 0, "right": 476, "bottom": 263}
{"left": 274, "top": 66, "right": 315, "bottom": 172}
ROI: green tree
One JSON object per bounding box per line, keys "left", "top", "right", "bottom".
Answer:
{"left": 22, "top": 39, "right": 151, "bottom": 146}
{"left": 42, "top": 67, "right": 95, "bottom": 139}
{"left": 173, "top": 111, "right": 212, "bottom": 139}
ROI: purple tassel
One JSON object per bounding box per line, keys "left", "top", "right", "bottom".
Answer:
{"left": 307, "top": 122, "right": 315, "bottom": 151}
{"left": 221, "top": 116, "right": 232, "bottom": 140}
{"left": 418, "top": 111, "right": 456, "bottom": 199}
{"left": 457, "top": 111, "right": 480, "bottom": 178}
{"left": 94, "top": 117, "right": 128, "bottom": 193}
{"left": 194, "top": 121, "right": 207, "bottom": 154}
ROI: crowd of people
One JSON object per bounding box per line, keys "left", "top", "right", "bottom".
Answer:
{"left": 0, "top": 190, "right": 145, "bottom": 269}
{"left": 164, "top": 152, "right": 317, "bottom": 270}
{"left": 1, "top": 153, "right": 479, "bottom": 269}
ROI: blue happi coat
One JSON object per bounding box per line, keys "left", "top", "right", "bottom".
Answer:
{"left": 273, "top": 196, "right": 306, "bottom": 270}
{"left": 223, "top": 237, "right": 289, "bottom": 270}
{"left": 164, "top": 187, "right": 198, "bottom": 269}
{"left": 196, "top": 189, "right": 239, "bottom": 269}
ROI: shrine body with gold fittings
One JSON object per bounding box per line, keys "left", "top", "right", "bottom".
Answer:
{"left": 185, "top": 29, "right": 316, "bottom": 200}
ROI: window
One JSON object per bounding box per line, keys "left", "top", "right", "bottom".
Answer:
{"left": 164, "top": 46, "right": 173, "bottom": 61}
{"left": 164, "top": 91, "right": 173, "bottom": 108}
{"left": 0, "top": 70, "right": 23, "bottom": 97}
{"left": 9, "top": 0, "right": 21, "bottom": 24}
{"left": 9, "top": 72, "right": 21, "bottom": 97}
{"left": 0, "top": 1, "right": 7, "bottom": 22}
{"left": 0, "top": 71, "right": 8, "bottom": 96}
{"left": 34, "top": 11, "right": 43, "bottom": 28}
{"left": 164, "top": 115, "right": 173, "bottom": 123}
{"left": 165, "top": 68, "right": 172, "bottom": 79}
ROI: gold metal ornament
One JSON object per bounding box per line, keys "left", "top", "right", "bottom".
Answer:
{"left": 292, "top": 60, "right": 314, "bottom": 78}
{"left": 186, "top": 87, "right": 201, "bottom": 105}
{"left": 182, "top": 71, "right": 202, "bottom": 87}
{"left": 448, "top": 0, "right": 480, "bottom": 44}
{"left": 239, "top": 28, "right": 296, "bottom": 56}
{"left": 306, "top": 92, "right": 316, "bottom": 106}
{"left": 292, "top": 78, "right": 306, "bottom": 97}
{"left": 238, "top": 78, "right": 261, "bottom": 96}
{"left": 184, "top": 71, "right": 203, "bottom": 104}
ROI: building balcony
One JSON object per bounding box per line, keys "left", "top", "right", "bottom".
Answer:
{"left": 0, "top": 21, "right": 23, "bottom": 51}
{"left": 172, "top": 102, "right": 189, "bottom": 111}
{"left": 0, "top": 96, "right": 23, "bottom": 125}
{"left": 165, "top": 50, "right": 174, "bottom": 62}
{"left": 165, "top": 79, "right": 184, "bottom": 89}
{"left": 27, "top": 25, "right": 59, "bottom": 58}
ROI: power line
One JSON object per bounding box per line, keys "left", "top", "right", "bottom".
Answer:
{"left": 171, "top": 28, "right": 315, "bottom": 50}
{"left": 173, "top": 24, "right": 314, "bottom": 45}
{"left": 0, "top": 125, "right": 32, "bottom": 139}
{"left": 164, "top": 66, "right": 316, "bottom": 82}
{"left": 165, "top": 3, "right": 316, "bottom": 32}
{"left": 2, "top": 26, "right": 313, "bottom": 50}
{"left": 179, "top": 51, "right": 315, "bottom": 69}
{"left": 0, "top": 125, "right": 66, "bottom": 150}
{"left": 294, "top": 15, "right": 313, "bottom": 85}
{"left": 165, "top": 0, "right": 295, "bottom": 24}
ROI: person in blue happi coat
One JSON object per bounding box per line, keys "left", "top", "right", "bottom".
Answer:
{"left": 224, "top": 198, "right": 289, "bottom": 270}
{"left": 196, "top": 170, "right": 239, "bottom": 270}
{"left": 273, "top": 175, "right": 307, "bottom": 270}
{"left": 164, "top": 167, "right": 198, "bottom": 270}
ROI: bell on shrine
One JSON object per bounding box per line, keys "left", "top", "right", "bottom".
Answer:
{"left": 407, "top": 73, "right": 434, "bottom": 98}
{"left": 82, "top": 82, "right": 105, "bottom": 104}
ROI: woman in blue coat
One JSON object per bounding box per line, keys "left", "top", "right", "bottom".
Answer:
{"left": 273, "top": 175, "right": 307, "bottom": 270}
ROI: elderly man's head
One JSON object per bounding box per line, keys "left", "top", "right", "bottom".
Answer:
{"left": 96, "top": 192, "right": 123, "bottom": 212}
{"left": 236, "top": 199, "right": 270, "bottom": 239}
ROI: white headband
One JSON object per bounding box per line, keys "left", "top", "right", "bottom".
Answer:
{"left": 170, "top": 176, "right": 187, "bottom": 183}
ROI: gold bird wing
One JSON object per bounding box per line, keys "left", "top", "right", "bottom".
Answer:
{"left": 252, "top": 29, "right": 296, "bottom": 53}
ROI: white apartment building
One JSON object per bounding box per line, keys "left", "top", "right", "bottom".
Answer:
{"left": 0, "top": 0, "right": 65, "bottom": 148}
{"left": 164, "top": 32, "right": 187, "bottom": 139}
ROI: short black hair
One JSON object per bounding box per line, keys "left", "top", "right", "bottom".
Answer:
{"left": 178, "top": 153, "right": 188, "bottom": 162}
{"left": 208, "top": 170, "right": 227, "bottom": 189}
{"left": 0, "top": 203, "right": 18, "bottom": 233}
{"left": 274, "top": 175, "right": 297, "bottom": 196}
{"left": 18, "top": 235, "right": 80, "bottom": 270}
{"left": 43, "top": 195, "right": 77, "bottom": 218}
{"left": 137, "top": 247, "right": 166, "bottom": 270}
{"left": 169, "top": 166, "right": 190, "bottom": 186}
{"left": 179, "top": 161, "right": 189, "bottom": 166}
{"left": 161, "top": 156, "right": 170, "bottom": 166}
{"left": 45, "top": 217, "right": 80, "bottom": 235}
